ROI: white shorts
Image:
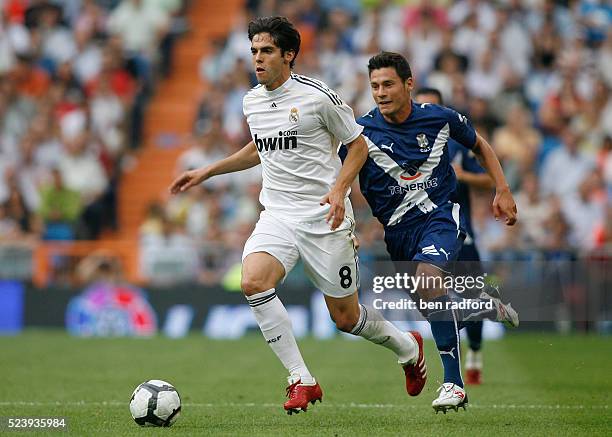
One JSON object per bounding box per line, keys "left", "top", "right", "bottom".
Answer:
{"left": 242, "top": 209, "right": 359, "bottom": 298}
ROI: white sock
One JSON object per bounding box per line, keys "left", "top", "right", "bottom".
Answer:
{"left": 350, "top": 304, "right": 417, "bottom": 364}
{"left": 247, "top": 289, "right": 314, "bottom": 384}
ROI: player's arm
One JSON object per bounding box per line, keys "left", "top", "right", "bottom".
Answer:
{"left": 169, "top": 141, "right": 260, "bottom": 194}
{"left": 453, "top": 164, "right": 494, "bottom": 189}
{"left": 471, "top": 133, "right": 517, "bottom": 225}
{"left": 321, "top": 135, "right": 368, "bottom": 230}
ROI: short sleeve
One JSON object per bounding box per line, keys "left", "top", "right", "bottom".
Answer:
{"left": 319, "top": 96, "right": 363, "bottom": 145}
{"left": 444, "top": 107, "right": 477, "bottom": 150}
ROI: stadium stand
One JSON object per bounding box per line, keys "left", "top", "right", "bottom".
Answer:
{"left": 0, "top": 0, "right": 610, "bottom": 286}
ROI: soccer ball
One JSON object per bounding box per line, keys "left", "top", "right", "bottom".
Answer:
{"left": 129, "top": 380, "right": 181, "bottom": 427}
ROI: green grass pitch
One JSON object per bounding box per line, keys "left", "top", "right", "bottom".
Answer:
{"left": 1, "top": 331, "right": 610, "bottom": 436}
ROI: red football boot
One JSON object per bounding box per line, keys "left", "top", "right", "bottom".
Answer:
{"left": 283, "top": 380, "right": 323, "bottom": 415}
{"left": 465, "top": 368, "right": 482, "bottom": 385}
{"left": 402, "top": 331, "right": 427, "bottom": 396}
{"left": 465, "top": 349, "right": 482, "bottom": 385}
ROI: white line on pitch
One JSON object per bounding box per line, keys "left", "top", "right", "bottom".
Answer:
{"left": 0, "top": 401, "right": 608, "bottom": 410}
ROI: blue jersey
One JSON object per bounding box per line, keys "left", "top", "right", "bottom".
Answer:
{"left": 340, "top": 102, "right": 477, "bottom": 230}
{"left": 448, "top": 139, "right": 485, "bottom": 242}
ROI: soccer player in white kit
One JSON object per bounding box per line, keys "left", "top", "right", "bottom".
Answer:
{"left": 169, "top": 16, "right": 427, "bottom": 414}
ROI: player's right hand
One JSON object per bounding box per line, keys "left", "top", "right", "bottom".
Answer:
{"left": 169, "top": 169, "right": 208, "bottom": 194}
{"left": 493, "top": 186, "right": 517, "bottom": 226}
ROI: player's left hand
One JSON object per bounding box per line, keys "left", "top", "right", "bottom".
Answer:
{"left": 493, "top": 186, "right": 517, "bottom": 226}
{"left": 452, "top": 163, "right": 465, "bottom": 182}
{"left": 320, "top": 188, "right": 346, "bottom": 230}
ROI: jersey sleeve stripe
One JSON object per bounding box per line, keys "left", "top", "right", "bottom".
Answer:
{"left": 296, "top": 74, "right": 343, "bottom": 105}
{"left": 291, "top": 75, "right": 342, "bottom": 105}
{"left": 245, "top": 84, "right": 263, "bottom": 95}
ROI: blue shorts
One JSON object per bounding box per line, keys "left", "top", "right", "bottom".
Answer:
{"left": 457, "top": 242, "right": 481, "bottom": 262}
{"left": 384, "top": 202, "right": 466, "bottom": 270}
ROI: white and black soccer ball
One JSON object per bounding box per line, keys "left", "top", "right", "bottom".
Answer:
{"left": 129, "top": 380, "right": 181, "bottom": 427}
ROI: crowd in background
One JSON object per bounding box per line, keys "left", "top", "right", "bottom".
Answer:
{"left": 140, "top": 0, "right": 612, "bottom": 284}
{"left": 1, "top": 0, "right": 611, "bottom": 285}
{"left": 0, "top": 0, "right": 184, "bottom": 246}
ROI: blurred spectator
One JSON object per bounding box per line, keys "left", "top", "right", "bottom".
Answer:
{"left": 76, "top": 250, "right": 124, "bottom": 285}
{"left": 492, "top": 104, "right": 541, "bottom": 190}
{"left": 176, "top": 131, "right": 226, "bottom": 173}
{"left": 562, "top": 171, "right": 607, "bottom": 252}
{"left": 538, "top": 54, "right": 589, "bottom": 135}
{"left": 541, "top": 197, "right": 571, "bottom": 253}
{"left": 599, "top": 136, "right": 612, "bottom": 190}
{"left": 139, "top": 201, "right": 165, "bottom": 238}
{"left": 139, "top": 215, "right": 199, "bottom": 284}
{"left": 58, "top": 132, "right": 109, "bottom": 238}
{"left": 0, "top": 202, "right": 21, "bottom": 241}
{"left": 107, "top": 0, "right": 169, "bottom": 82}
{"left": 38, "top": 167, "right": 81, "bottom": 240}
{"left": 540, "top": 128, "right": 594, "bottom": 198}
{"left": 405, "top": 5, "right": 443, "bottom": 79}
{"left": 466, "top": 47, "right": 502, "bottom": 99}
{"left": 2, "top": 173, "right": 37, "bottom": 240}
{"left": 514, "top": 173, "right": 551, "bottom": 249}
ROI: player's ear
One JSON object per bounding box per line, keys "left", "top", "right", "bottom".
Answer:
{"left": 283, "top": 49, "right": 295, "bottom": 65}
{"left": 404, "top": 77, "right": 414, "bottom": 93}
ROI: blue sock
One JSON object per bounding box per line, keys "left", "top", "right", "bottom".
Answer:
{"left": 428, "top": 295, "right": 463, "bottom": 388}
{"left": 465, "top": 321, "right": 483, "bottom": 351}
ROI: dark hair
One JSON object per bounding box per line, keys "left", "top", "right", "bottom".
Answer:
{"left": 367, "top": 52, "right": 412, "bottom": 81}
{"left": 248, "top": 16, "right": 301, "bottom": 69}
{"left": 415, "top": 87, "right": 443, "bottom": 104}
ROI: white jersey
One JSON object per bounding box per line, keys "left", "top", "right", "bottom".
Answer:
{"left": 243, "top": 73, "right": 363, "bottom": 219}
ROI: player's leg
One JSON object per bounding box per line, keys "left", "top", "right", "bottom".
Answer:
{"left": 298, "top": 214, "right": 426, "bottom": 397}
{"left": 323, "top": 292, "right": 426, "bottom": 396}
{"left": 411, "top": 203, "right": 469, "bottom": 412}
{"left": 242, "top": 252, "right": 313, "bottom": 382}
{"left": 242, "top": 212, "right": 318, "bottom": 414}
{"left": 464, "top": 322, "right": 483, "bottom": 385}
{"left": 456, "top": 242, "right": 484, "bottom": 385}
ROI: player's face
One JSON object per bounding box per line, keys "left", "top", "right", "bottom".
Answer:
{"left": 369, "top": 67, "right": 413, "bottom": 122}
{"left": 251, "top": 32, "right": 293, "bottom": 90}
{"left": 415, "top": 93, "right": 441, "bottom": 105}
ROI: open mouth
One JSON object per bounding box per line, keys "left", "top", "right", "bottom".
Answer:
{"left": 256, "top": 67, "right": 265, "bottom": 73}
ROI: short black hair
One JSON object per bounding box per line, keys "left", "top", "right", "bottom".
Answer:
{"left": 248, "top": 16, "right": 301, "bottom": 69}
{"left": 367, "top": 52, "right": 412, "bottom": 81}
{"left": 415, "top": 87, "right": 443, "bottom": 104}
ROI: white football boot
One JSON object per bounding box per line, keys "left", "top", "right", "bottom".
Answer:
{"left": 480, "top": 287, "right": 519, "bottom": 328}
{"left": 432, "top": 383, "right": 468, "bottom": 413}
{"left": 491, "top": 299, "right": 519, "bottom": 328}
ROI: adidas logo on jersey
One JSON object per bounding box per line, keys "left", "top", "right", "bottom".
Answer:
{"left": 254, "top": 131, "right": 298, "bottom": 152}
{"left": 270, "top": 102, "right": 277, "bottom": 108}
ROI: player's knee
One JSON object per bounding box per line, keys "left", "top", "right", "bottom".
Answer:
{"left": 241, "top": 276, "right": 269, "bottom": 296}
{"left": 333, "top": 312, "right": 359, "bottom": 333}
{"left": 416, "top": 287, "right": 445, "bottom": 301}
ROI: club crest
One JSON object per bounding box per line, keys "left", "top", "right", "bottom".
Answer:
{"left": 416, "top": 133, "right": 430, "bottom": 152}
{"left": 289, "top": 107, "right": 299, "bottom": 123}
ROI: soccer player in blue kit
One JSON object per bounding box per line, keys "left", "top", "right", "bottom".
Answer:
{"left": 415, "top": 87, "right": 493, "bottom": 386}
{"left": 340, "top": 52, "right": 519, "bottom": 412}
